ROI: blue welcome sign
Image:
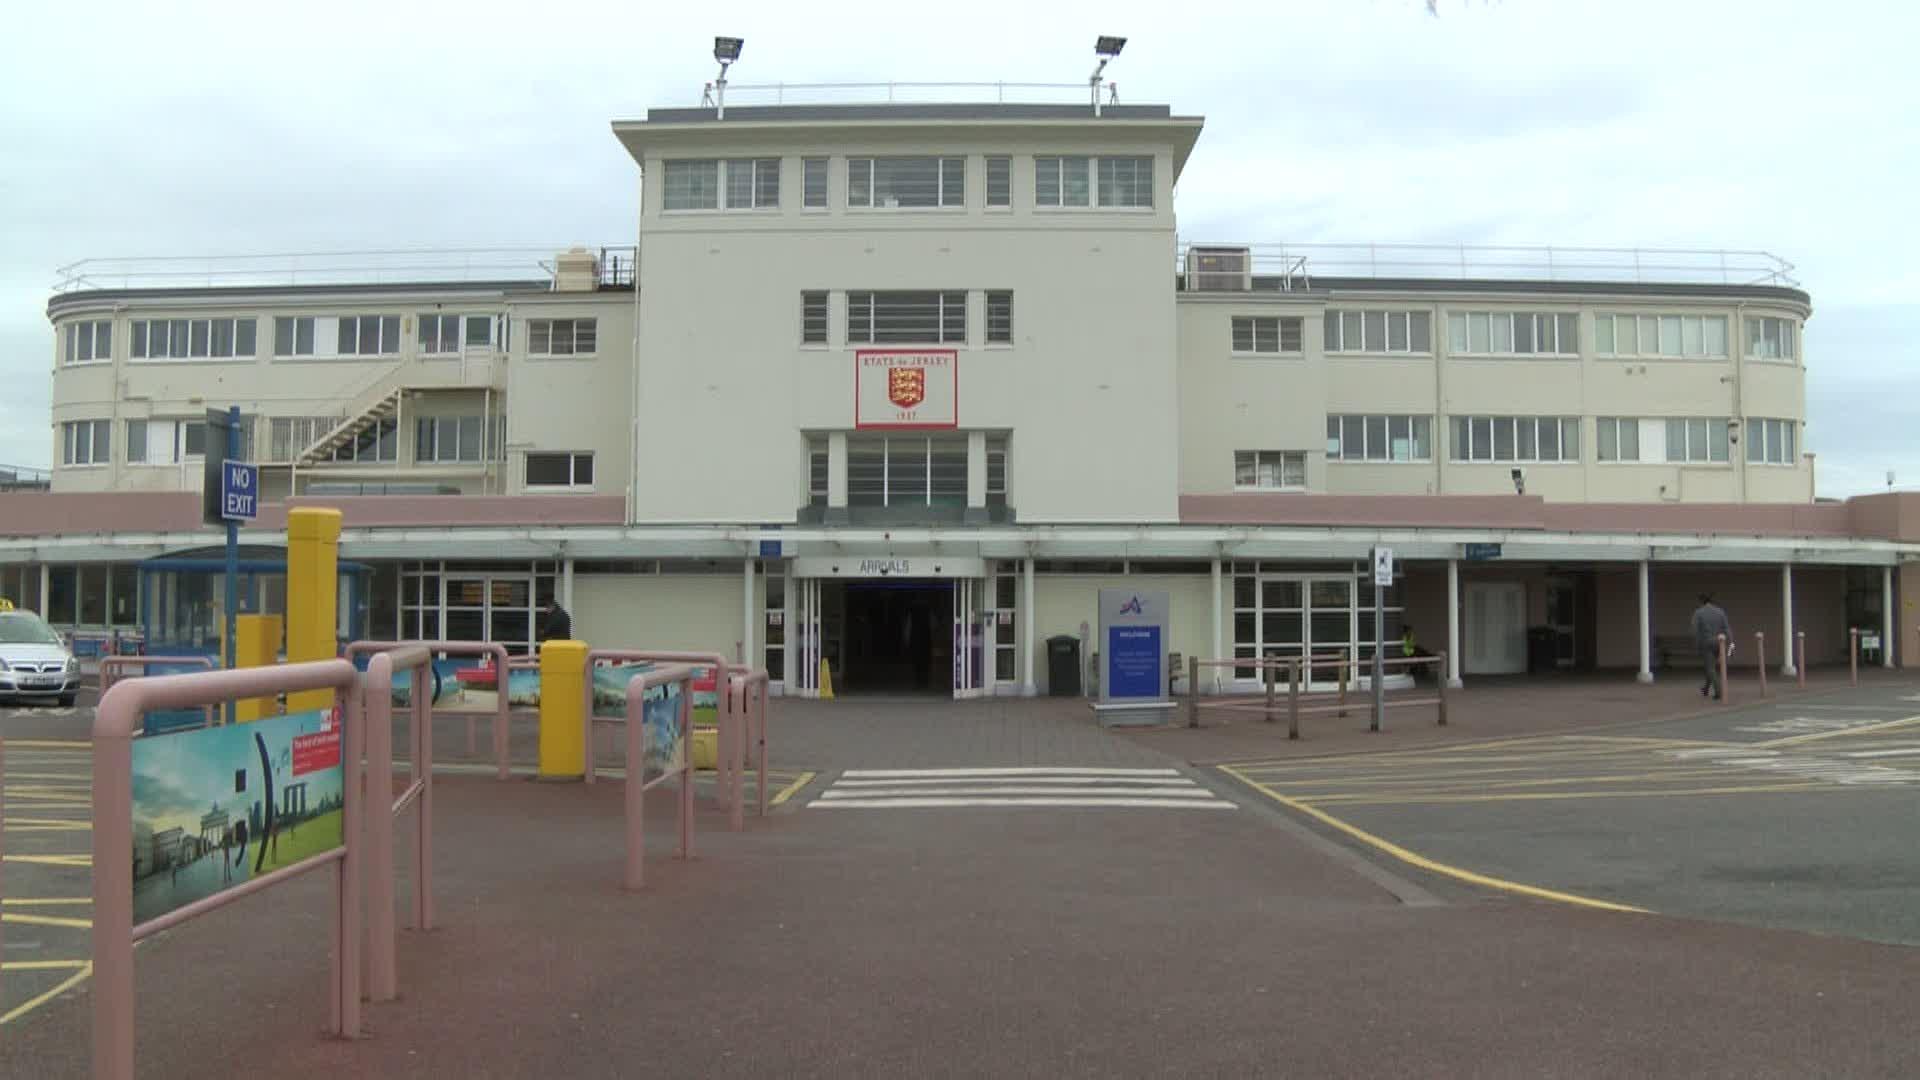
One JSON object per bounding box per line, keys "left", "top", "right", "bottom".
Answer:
{"left": 1098, "top": 588, "right": 1170, "bottom": 705}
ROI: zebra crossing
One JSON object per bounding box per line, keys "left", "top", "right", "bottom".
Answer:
{"left": 809, "top": 766, "right": 1237, "bottom": 810}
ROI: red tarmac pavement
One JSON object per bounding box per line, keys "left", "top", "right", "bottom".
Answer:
{"left": 6, "top": 676, "right": 1920, "bottom": 1077}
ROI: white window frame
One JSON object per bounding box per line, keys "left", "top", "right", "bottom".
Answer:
{"left": 337, "top": 315, "right": 403, "bottom": 357}
{"left": 1323, "top": 310, "right": 1434, "bottom": 355}
{"left": 1594, "top": 313, "right": 1729, "bottom": 360}
{"left": 1034, "top": 154, "right": 1153, "bottom": 209}
{"left": 985, "top": 155, "right": 1012, "bottom": 209}
{"left": 1662, "top": 417, "right": 1732, "bottom": 464}
{"left": 1444, "top": 311, "right": 1580, "bottom": 357}
{"left": 846, "top": 291, "right": 967, "bottom": 345}
{"left": 60, "top": 419, "right": 111, "bottom": 467}
{"left": 844, "top": 435, "right": 970, "bottom": 508}
{"left": 266, "top": 416, "right": 344, "bottom": 463}
{"left": 661, "top": 159, "right": 721, "bottom": 211}
{"left": 527, "top": 318, "right": 598, "bottom": 358}
{"left": 1325, "top": 415, "right": 1433, "bottom": 463}
{"left": 129, "top": 316, "right": 257, "bottom": 362}
{"left": 800, "top": 291, "right": 830, "bottom": 347}
{"left": 1744, "top": 317, "right": 1797, "bottom": 362}
{"left": 985, "top": 291, "right": 1014, "bottom": 346}
{"left": 1230, "top": 315, "right": 1304, "bottom": 355}
{"left": 1746, "top": 417, "right": 1798, "bottom": 465}
{"left": 65, "top": 320, "right": 113, "bottom": 366}
{"left": 1595, "top": 417, "right": 1644, "bottom": 463}
{"left": 272, "top": 316, "right": 318, "bottom": 358}
{"left": 723, "top": 157, "right": 781, "bottom": 210}
{"left": 846, "top": 156, "right": 966, "bottom": 210}
{"left": 124, "top": 418, "right": 147, "bottom": 464}
{"left": 1448, "top": 415, "right": 1582, "bottom": 463}
{"left": 801, "top": 157, "right": 829, "bottom": 210}
{"left": 1234, "top": 450, "right": 1307, "bottom": 491}
{"left": 525, "top": 451, "right": 596, "bottom": 490}
{"left": 419, "top": 313, "right": 487, "bottom": 356}
{"left": 414, "top": 415, "right": 493, "bottom": 465}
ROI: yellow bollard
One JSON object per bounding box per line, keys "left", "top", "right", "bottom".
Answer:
{"left": 538, "top": 640, "right": 587, "bottom": 780}
{"left": 286, "top": 508, "right": 341, "bottom": 713}
{"left": 233, "top": 614, "right": 283, "bottom": 721}
{"left": 818, "top": 657, "right": 835, "bottom": 700}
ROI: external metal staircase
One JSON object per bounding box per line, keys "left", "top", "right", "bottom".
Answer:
{"left": 297, "top": 386, "right": 403, "bottom": 466}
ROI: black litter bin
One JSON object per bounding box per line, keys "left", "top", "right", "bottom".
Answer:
{"left": 1526, "top": 627, "right": 1556, "bottom": 674}
{"left": 1047, "top": 635, "right": 1082, "bottom": 697}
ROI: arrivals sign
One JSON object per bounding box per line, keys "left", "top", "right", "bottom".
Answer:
{"left": 855, "top": 349, "right": 957, "bottom": 429}
{"left": 129, "top": 709, "right": 346, "bottom": 925}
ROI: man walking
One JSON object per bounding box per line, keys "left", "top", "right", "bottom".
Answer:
{"left": 538, "top": 599, "right": 573, "bottom": 644}
{"left": 1691, "top": 593, "right": 1732, "bottom": 701}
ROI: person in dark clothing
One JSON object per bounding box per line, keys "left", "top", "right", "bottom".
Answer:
{"left": 538, "top": 601, "right": 573, "bottom": 643}
{"left": 1691, "top": 593, "right": 1732, "bottom": 701}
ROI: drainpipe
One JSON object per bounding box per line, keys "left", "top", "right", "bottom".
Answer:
{"left": 627, "top": 169, "right": 644, "bottom": 527}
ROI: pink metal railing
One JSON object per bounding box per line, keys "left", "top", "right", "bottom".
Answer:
{"left": 92, "top": 660, "right": 364, "bottom": 1079}
{"left": 345, "top": 641, "right": 513, "bottom": 780}
{"left": 582, "top": 649, "right": 752, "bottom": 830}
{"left": 98, "top": 655, "right": 215, "bottom": 726}
{"left": 622, "top": 664, "right": 698, "bottom": 891}
{"left": 729, "top": 669, "right": 773, "bottom": 818}
{"left": 360, "top": 647, "right": 434, "bottom": 1004}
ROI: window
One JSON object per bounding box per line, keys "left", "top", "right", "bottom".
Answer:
{"left": 1746, "top": 317, "right": 1797, "bottom": 361}
{"left": 124, "top": 419, "right": 147, "bottom": 464}
{"left": 338, "top": 315, "right": 402, "bottom": 356}
{"left": 1096, "top": 155, "right": 1154, "bottom": 207}
{"left": 528, "top": 318, "right": 597, "bottom": 356}
{"left": 662, "top": 159, "right": 720, "bottom": 210}
{"left": 130, "top": 317, "right": 255, "bottom": 360}
{"left": 267, "top": 416, "right": 343, "bottom": 461}
{"left": 806, "top": 437, "right": 829, "bottom": 507}
{"left": 1746, "top": 418, "right": 1797, "bottom": 465}
{"left": 846, "top": 291, "right": 967, "bottom": 344}
{"left": 61, "top": 420, "right": 111, "bottom": 466}
{"left": 845, "top": 435, "right": 968, "bottom": 507}
{"left": 1449, "top": 416, "right": 1581, "bottom": 463}
{"left": 802, "top": 157, "right": 829, "bottom": 209}
{"left": 525, "top": 451, "right": 595, "bottom": 489}
{"left": 1036, "top": 155, "right": 1151, "bottom": 208}
{"left": 64, "top": 320, "right": 112, "bottom": 364}
{"left": 1325, "top": 415, "right": 1432, "bottom": 462}
{"left": 724, "top": 157, "right": 780, "bottom": 209}
{"left": 415, "top": 416, "right": 494, "bottom": 464}
{"left": 1445, "top": 312, "right": 1579, "bottom": 356}
{"left": 1234, "top": 450, "right": 1307, "bottom": 490}
{"left": 1594, "top": 314, "right": 1729, "bottom": 358}
{"left": 847, "top": 156, "right": 965, "bottom": 208}
{"left": 420, "top": 314, "right": 486, "bottom": 355}
{"left": 1323, "top": 310, "right": 1432, "bottom": 354}
{"left": 985, "top": 155, "right": 1011, "bottom": 208}
{"left": 986, "top": 436, "right": 1008, "bottom": 507}
{"left": 1663, "top": 417, "right": 1731, "bottom": 463}
{"left": 1596, "top": 417, "right": 1643, "bottom": 462}
{"left": 330, "top": 418, "right": 398, "bottom": 463}
{"left": 986, "top": 291, "right": 1013, "bottom": 344}
{"left": 1231, "top": 315, "right": 1304, "bottom": 354}
{"left": 273, "top": 316, "right": 317, "bottom": 357}
{"left": 800, "top": 292, "right": 829, "bottom": 345}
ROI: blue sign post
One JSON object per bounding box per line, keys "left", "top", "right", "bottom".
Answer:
{"left": 207, "top": 407, "right": 257, "bottom": 725}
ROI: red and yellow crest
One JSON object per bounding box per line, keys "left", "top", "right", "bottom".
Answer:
{"left": 888, "top": 367, "right": 926, "bottom": 409}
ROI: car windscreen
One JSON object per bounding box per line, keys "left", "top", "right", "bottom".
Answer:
{"left": 0, "top": 614, "right": 63, "bottom": 646}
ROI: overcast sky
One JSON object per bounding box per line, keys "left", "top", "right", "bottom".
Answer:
{"left": 2, "top": 0, "right": 1914, "bottom": 496}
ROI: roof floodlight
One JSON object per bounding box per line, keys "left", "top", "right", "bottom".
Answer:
{"left": 714, "top": 36, "right": 744, "bottom": 63}
{"left": 1095, "top": 36, "right": 1127, "bottom": 58}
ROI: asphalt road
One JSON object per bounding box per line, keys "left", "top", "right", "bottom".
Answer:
{"left": 1, "top": 701, "right": 95, "bottom": 1026}
{"left": 1224, "top": 680, "right": 1920, "bottom": 945}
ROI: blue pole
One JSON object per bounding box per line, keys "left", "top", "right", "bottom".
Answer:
{"left": 224, "top": 405, "right": 240, "bottom": 725}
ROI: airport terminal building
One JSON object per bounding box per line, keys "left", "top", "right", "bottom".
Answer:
{"left": 6, "top": 89, "right": 1919, "bottom": 696}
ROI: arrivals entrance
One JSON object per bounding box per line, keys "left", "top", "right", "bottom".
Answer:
{"left": 789, "top": 560, "right": 994, "bottom": 700}
{"left": 838, "top": 580, "right": 951, "bottom": 694}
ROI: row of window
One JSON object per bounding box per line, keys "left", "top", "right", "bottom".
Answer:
{"left": 806, "top": 290, "right": 1014, "bottom": 346}
{"left": 661, "top": 155, "right": 1154, "bottom": 212}
{"left": 1227, "top": 414, "right": 1800, "bottom": 483}
{"left": 1228, "top": 312, "right": 1799, "bottom": 360}
{"left": 60, "top": 314, "right": 588, "bottom": 363}
{"left": 805, "top": 434, "right": 1010, "bottom": 508}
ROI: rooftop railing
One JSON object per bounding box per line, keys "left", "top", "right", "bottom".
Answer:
{"left": 698, "top": 81, "right": 1115, "bottom": 108}
{"left": 0, "top": 464, "right": 52, "bottom": 491}
{"left": 1176, "top": 241, "right": 1800, "bottom": 292}
{"left": 52, "top": 246, "right": 636, "bottom": 295}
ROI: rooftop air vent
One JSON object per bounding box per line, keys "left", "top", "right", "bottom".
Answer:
{"left": 1185, "top": 246, "right": 1250, "bottom": 292}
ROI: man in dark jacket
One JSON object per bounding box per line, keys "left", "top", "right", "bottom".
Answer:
{"left": 1691, "top": 593, "right": 1732, "bottom": 700}
{"left": 539, "top": 601, "right": 573, "bottom": 644}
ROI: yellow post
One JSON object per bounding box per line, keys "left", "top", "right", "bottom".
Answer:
{"left": 538, "top": 640, "right": 587, "bottom": 780}
{"left": 234, "top": 614, "right": 283, "bottom": 721}
{"left": 818, "top": 657, "right": 835, "bottom": 700}
{"left": 286, "top": 508, "right": 342, "bottom": 713}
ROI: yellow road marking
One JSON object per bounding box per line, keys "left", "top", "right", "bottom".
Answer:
{"left": 1220, "top": 764, "right": 1646, "bottom": 914}
{"left": 1271, "top": 767, "right": 1759, "bottom": 798}
{"left": 0, "top": 772, "right": 92, "bottom": 781}
{"left": 2, "top": 854, "right": 91, "bottom": 867}
{"left": 0, "top": 962, "right": 93, "bottom": 1026}
{"left": 1, "top": 960, "right": 89, "bottom": 972}
{"left": 0, "top": 791, "right": 91, "bottom": 806}
{"left": 5, "top": 819, "right": 92, "bottom": 832}
{"left": 0, "top": 740, "right": 89, "bottom": 750}
{"left": 769, "top": 771, "right": 817, "bottom": 806}
{"left": 2, "top": 897, "right": 91, "bottom": 906}
{"left": 1230, "top": 739, "right": 1686, "bottom": 773}
{"left": 1756, "top": 714, "right": 1920, "bottom": 749}
{"left": 1300, "top": 781, "right": 1828, "bottom": 807}
{"left": 2, "top": 912, "right": 91, "bottom": 929}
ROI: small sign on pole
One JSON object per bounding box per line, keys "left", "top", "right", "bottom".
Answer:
{"left": 1370, "top": 546, "right": 1391, "bottom": 732}
{"left": 1373, "top": 547, "right": 1394, "bottom": 588}
{"left": 220, "top": 460, "right": 259, "bottom": 521}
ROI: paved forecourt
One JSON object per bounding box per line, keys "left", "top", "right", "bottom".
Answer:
{"left": 1223, "top": 679, "right": 1920, "bottom": 944}
{"left": 1, "top": 704, "right": 95, "bottom": 1029}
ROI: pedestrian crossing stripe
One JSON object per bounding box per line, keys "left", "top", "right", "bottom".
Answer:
{"left": 811, "top": 767, "right": 1235, "bottom": 810}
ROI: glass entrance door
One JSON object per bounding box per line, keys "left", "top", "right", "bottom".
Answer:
{"left": 444, "top": 574, "right": 536, "bottom": 656}
{"left": 952, "top": 578, "right": 986, "bottom": 699}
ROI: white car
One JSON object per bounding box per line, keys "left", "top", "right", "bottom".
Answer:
{"left": 0, "top": 607, "right": 82, "bottom": 706}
